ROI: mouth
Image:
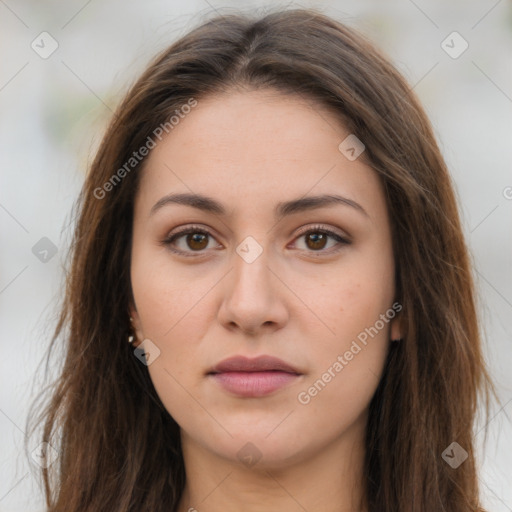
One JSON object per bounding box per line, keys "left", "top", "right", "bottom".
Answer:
{"left": 207, "top": 355, "right": 303, "bottom": 398}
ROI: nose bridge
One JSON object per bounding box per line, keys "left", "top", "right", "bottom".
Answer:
{"left": 218, "top": 235, "right": 288, "bottom": 333}
{"left": 230, "top": 237, "right": 273, "bottom": 304}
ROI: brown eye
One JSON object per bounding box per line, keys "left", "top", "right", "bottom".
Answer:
{"left": 293, "top": 226, "right": 350, "bottom": 254}
{"left": 162, "top": 224, "right": 350, "bottom": 258}
{"left": 162, "top": 226, "right": 219, "bottom": 257}
{"left": 185, "top": 232, "right": 209, "bottom": 251}
{"left": 305, "top": 232, "right": 328, "bottom": 250}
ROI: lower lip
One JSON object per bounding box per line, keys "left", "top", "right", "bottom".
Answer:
{"left": 209, "top": 371, "right": 300, "bottom": 397}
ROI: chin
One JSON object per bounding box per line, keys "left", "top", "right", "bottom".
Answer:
{"left": 197, "top": 426, "right": 314, "bottom": 471}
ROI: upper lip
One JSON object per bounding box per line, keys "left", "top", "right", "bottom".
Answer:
{"left": 208, "top": 355, "right": 301, "bottom": 375}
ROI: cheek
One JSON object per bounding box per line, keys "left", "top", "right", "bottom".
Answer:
{"left": 131, "top": 261, "right": 210, "bottom": 423}
{"left": 296, "top": 253, "right": 394, "bottom": 402}
{"left": 302, "top": 252, "right": 395, "bottom": 343}
{"left": 130, "top": 248, "right": 215, "bottom": 409}
{"left": 130, "top": 244, "right": 227, "bottom": 369}
{"left": 294, "top": 281, "right": 392, "bottom": 441}
{"left": 130, "top": 242, "right": 217, "bottom": 339}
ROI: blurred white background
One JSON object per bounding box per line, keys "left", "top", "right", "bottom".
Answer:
{"left": 1, "top": 0, "right": 511, "bottom": 510}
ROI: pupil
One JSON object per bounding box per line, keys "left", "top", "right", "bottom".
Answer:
{"left": 307, "top": 233, "right": 326, "bottom": 250}
{"left": 188, "top": 233, "right": 207, "bottom": 250}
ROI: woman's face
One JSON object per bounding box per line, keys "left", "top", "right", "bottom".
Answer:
{"left": 129, "top": 89, "right": 400, "bottom": 469}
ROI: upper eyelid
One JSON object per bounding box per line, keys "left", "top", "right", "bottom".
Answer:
{"left": 294, "top": 223, "right": 350, "bottom": 240}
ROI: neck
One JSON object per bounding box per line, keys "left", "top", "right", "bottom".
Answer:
{"left": 176, "top": 416, "right": 367, "bottom": 512}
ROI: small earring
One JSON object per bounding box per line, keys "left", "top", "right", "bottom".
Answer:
{"left": 128, "top": 316, "right": 136, "bottom": 343}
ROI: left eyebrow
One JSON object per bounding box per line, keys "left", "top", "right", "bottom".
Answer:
{"left": 149, "top": 192, "right": 369, "bottom": 219}
{"left": 275, "top": 194, "right": 368, "bottom": 219}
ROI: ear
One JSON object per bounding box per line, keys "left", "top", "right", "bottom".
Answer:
{"left": 390, "top": 312, "right": 402, "bottom": 341}
{"left": 128, "top": 302, "right": 145, "bottom": 347}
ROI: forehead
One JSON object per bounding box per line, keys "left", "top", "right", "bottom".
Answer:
{"left": 135, "top": 89, "right": 384, "bottom": 221}
{"left": 148, "top": 89, "right": 349, "bottom": 167}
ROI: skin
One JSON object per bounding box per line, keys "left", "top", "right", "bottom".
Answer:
{"left": 129, "top": 89, "right": 401, "bottom": 512}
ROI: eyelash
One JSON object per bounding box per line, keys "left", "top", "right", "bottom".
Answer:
{"left": 161, "top": 224, "right": 351, "bottom": 258}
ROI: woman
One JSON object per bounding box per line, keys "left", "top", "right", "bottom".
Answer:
{"left": 26, "top": 7, "right": 494, "bottom": 511}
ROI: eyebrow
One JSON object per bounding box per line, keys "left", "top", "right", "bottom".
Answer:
{"left": 149, "top": 192, "right": 368, "bottom": 219}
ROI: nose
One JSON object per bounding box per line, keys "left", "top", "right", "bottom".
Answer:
{"left": 217, "top": 246, "right": 289, "bottom": 336}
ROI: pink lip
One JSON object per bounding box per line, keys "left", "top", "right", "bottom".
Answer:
{"left": 207, "top": 355, "right": 302, "bottom": 397}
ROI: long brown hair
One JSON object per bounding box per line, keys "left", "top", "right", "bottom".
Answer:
{"left": 25, "top": 7, "right": 494, "bottom": 511}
